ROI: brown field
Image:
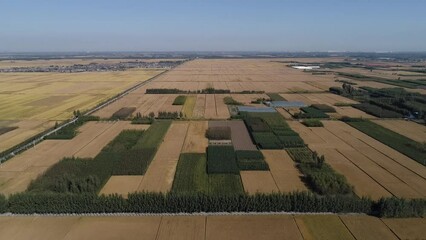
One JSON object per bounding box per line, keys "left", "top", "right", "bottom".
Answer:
{"left": 0, "top": 121, "right": 140, "bottom": 195}
{"left": 63, "top": 216, "right": 162, "bottom": 240}
{"left": 206, "top": 215, "right": 302, "bottom": 240}
{"left": 157, "top": 216, "right": 206, "bottom": 240}
{"left": 340, "top": 215, "right": 399, "bottom": 240}
{"left": 181, "top": 121, "right": 208, "bottom": 153}
{"left": 294, "top": 215, "right": 354, "bottom": 240}
{"left": 0, "top": 214, "right": 422, "bottom": 240}
{"left": 261, "top": 150, "right": 307, "bottom": 193}
{"left": 382, "top": 218, "right": 426, "bottom": 240}
{"left": 209, "top": 120, "right": 256, "bottom": 150}
{"left": 204, "top": 94, "right": 217, "bottom": 119}
{"left": 372, "top": 119, "right": 426, "bottom": 143}
{"left": 138, "top": 122, "right": 189, "bottom": 193}
{"left": 288, "top": 120, "right": 426, "bottom": 199}
{"left": 240, "top": 171, "right": 279, "bottom": 194}
{"left": 99, "top": 176, "right": 144, "bottom": 198}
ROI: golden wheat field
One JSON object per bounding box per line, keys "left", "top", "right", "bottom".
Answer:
{"left": 0, "top": 69, "right": 163, "bottom": 152}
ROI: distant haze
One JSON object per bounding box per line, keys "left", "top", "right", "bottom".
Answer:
{"left": 1, "top": 0, "right": 425, "bottom": 52}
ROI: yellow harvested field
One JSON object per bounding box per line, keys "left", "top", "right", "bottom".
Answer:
{"left": 372, "top": 119, "right": 426, "bottom": 142}
{"left": 294, "top": 215, "right": 355, "bottom": 240}
{"left": 192, "top": 94, "right": 206, "bottom": 119}
{"left": 0, "top": 69, "right": 162, "bottom": 151}
{"left": 382, "top": 218, "right": 426, "bottom": 240}
{"left": 0, "top": 121, "right": 134, "bottom": 195}
{"left": 157, "top": 216, "right": 206, "bottom": 240}
{"left": 288, "top": 120, "right": 426, "bottom": 199}
{"left": 181, "top": 121, "right": 208, "bottom": 153}
{"left": 99, "top": 176, "right": 144, "bottom": 198}
{"left": 63, "top": 216, "right": 162, "bottom": 240}
{"left": 0, "top": 216, "right": 80, "bottom": 240}
{"left": 340, "top": 215, "right": 398, "bottom": 240}
{"left": 240, "top": 171, "right": 279, "bottom": 194}
{"left": 0, "top": 214, "right": 420, "bottom": 240}
{"left": 182, "top": 95, "right": 197, "bottom": 118}
{"left": 138, "top": 122, "right": 189, "bottom": 193}
{"left": 206, "top": 215, "right": 302, "bottom": 240}
{"left": 261, "top": 150, "right": 307, "bottom": 193}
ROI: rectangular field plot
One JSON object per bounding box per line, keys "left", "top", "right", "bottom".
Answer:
{"left": 382, "top": 218, "right": 426, "bottom": 240}
{"left": 181, "top": 121, "right": 208, "bottom": 153}
{"left": 206, "top": 215, "right": 302, "bottom": 240}
{"left": 288, "top": 120, "right": 426, "bottom": 199}
{"left": 209, "top": 120, "right": 257, "bottom": 151}
{"left": 99, "top": 176, "right": 144, "bottom": 198}
{"left": 157, "top": 216, "right": 206, "bottom": 240}
{"left": 240, "top": 171, "right": 278, "bottom": 194}
{"left": 372, "top": 119, "right": 426, "bottom": 143}
{"left": 138, "top": 122, "right": 189, "bottom": 193}
{"left": 261, "top": 150, "right": 307, "bottom": 193}
{"left": 172, "top": 153, "right": 208, "bottom": 194}
{"left": 0, "top": 121, "right": 123, "bottom": 195}
{"left": 294, "top": 215, "right": 355, "bottom": 240}
{"left": 339, "top": 215, "right": 398, "bottom": 240}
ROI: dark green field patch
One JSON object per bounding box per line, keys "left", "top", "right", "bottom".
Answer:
{"left": 207, "top": 145, "right": 239, "bottom": 174}
{"left": 172, "top": 153, "right": 209, "bottom": 194}
{"left": 236, "top": 150, "right": 269, "bottom": 170}
{"left": 208, "top": 174, "right": 244, "bottom": 195}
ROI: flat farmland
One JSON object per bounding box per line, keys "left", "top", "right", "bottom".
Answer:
{"left": 138, "top": 122, "right": 189, "bottom": 193}
{"left": 279, "top": 93, "right": 373, "bottom": 118}
{"left": 1, "top": 214, "right": 419, "bottom": 240}
{"left": 99, "top": 176, "right": 144, "bottom": 198}
{"left": 261, "top": 150, "right": 307, "bottom": 193}
{"left": 181, "top": 121, "right": 208, "bottom": 153}
{"left": 288, "top": 120, "right": 426, "bottom": 199}
{"left": 372, "top": 119, "right": 426, "bottom": 142}
{"left": 240, "top": 171, "right": 279, "bottom": 194}
{"left": 0, "top": 121, "right": 144, "bottom": 195}
{"left": 0, "top": 69, "right": 163, "bottom": 152}
{"left": 209, "top": 120, "right": 256, "bottom": 150}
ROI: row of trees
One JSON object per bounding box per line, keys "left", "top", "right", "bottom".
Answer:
{"left": 2, "top": 192, "right": 424, "bottom": 217}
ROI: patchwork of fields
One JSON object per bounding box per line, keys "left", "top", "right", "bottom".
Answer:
{"left": 0, "top": 68, "right": 163, "bottom": 152}
{"left": 1, "top": 58, "right": 425, "bottom": 238}
{"left": 0, "top": 215, "right": 424, "bottom": 240}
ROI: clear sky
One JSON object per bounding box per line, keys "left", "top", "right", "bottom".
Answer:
{"left": 1, "top": 0, "right": 425, "bottom": 52}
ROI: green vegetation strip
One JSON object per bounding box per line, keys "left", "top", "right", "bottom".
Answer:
{"left": 172, "top": 95, "right": 187, "bottom": 105}
{"left": 2, "top": 192, "right": 424, "bottom": 217}
{"left": 207, "top": 145, "right": 239, "bottom": 174}
{"left": 28, "top": 121, "right": 171, "bottom": 193}
{"left": 223, "top": 96, "right": 243, "bottom": 105}
{"left": 236, "top": 150, "right": 269, "bottom": 170}
{"left": 302, "top": 119, "right": 324, "bottom": 127}
{"left": 266, "top": 93, "right": 286, "bottom": 101}
{"left": 241, "top": 112, "right": 305, "bottom": 149}
{"left": 343, "top": 119, "right": 426, "bottom": 165}
{"left": 45, "top": 115, "right": 99, "bottom": 140}
{"left": 172, "top": 153, "right": 244, "bottom": 195}
{"left": 287, "top": 148, "right": 353, "bottom": 195}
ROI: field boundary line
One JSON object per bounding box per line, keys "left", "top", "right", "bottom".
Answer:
{"left": 0, "top": 212, "right": 367, "bottom": 217}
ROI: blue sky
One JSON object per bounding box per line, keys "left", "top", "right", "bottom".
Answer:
{"left": 1, "top": 0, "right": 425, "bottom": 52}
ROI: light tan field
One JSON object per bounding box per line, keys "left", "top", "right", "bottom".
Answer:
{"left": 138, "top": 122, "right": 189, "bottom": 193}
{"left": 0, "top": 69, "right": 163, "bottom": 152}
{"left": 240, "top": 171, "right": 279, "bottom": 194}
{"left": 0, "top": 121, "right": 144, "bottom": 195}
{"left": 340, "top": 215, "right": 399, "bottom": 240}
{"left": 206, "top": 215, "right": 302, "bottom": 240}
{"left": 372, "top": 119, "right": 426, "bottom": 143}
{"left": 382, "top": 218, "right": 426, "bottom": 240}
{"left": 261, "top": 150, "right": 307, "bottom": 193}
{"left": 181, "top": 121, "right": 208, "bottom": 153}
{"left": 0, "top": 215, "right": 421, "bottom": 240}
{"left": 294, "top": 215, "right": 354, "bottom": 240}
{"left": 288, "top": 120, "right": 426, "bottom": 199}
{"left": 99, "top": 176, "right": 144, "bottom": 198}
